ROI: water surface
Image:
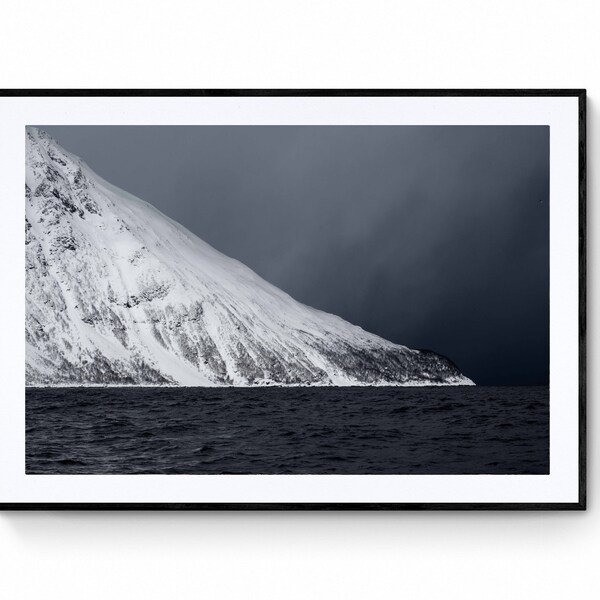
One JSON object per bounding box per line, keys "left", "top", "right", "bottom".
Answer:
{"left": 26, "top": 386, "right": 549, "bottom": 474}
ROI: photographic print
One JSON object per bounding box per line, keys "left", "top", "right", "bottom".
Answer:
{"left": 0, "top": 90, "right": 585, "bottom": 509}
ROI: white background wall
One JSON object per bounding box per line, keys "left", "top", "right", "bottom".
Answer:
{"left": 0, "top": 1, "right": 597, "bottom": 598}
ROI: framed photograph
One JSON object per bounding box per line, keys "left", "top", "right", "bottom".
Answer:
{"left": 0, "top": 89, "right": 585, "bottom": 510}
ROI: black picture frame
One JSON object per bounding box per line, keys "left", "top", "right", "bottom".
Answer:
{"left": 3, "top": 89, "right": 586, "bottom": 511}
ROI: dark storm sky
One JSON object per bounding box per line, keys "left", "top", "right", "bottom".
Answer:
{"left": 40, "top": 125, "right": 549, "bottom": 385}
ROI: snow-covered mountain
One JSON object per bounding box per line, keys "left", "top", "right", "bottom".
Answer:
{"left": 25, "top": 127, "right": 473, "bottom": 387}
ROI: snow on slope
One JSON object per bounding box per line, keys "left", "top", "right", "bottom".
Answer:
{"left": 25, "top": 127, "right": 474, "bottom": 387}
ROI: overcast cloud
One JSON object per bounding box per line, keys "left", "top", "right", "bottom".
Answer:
{"left": 40, "top": 125, "right": 549, "bottom": 385}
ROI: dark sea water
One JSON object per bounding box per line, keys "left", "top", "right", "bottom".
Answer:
{"left": 26, "top": 386, "right": 549, "bottom": 475}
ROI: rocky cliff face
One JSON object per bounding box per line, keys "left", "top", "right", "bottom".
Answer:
{"left": 25, "top": 127, "right": 473, "bottom": 387}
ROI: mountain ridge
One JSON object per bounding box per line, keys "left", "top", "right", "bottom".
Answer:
{"left": 25, "top": 127, "right": 474, "bottom": 387}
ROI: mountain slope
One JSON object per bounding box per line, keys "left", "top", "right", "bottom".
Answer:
{"left": 25, "top": 127, "right": 473, "bottom": 387}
